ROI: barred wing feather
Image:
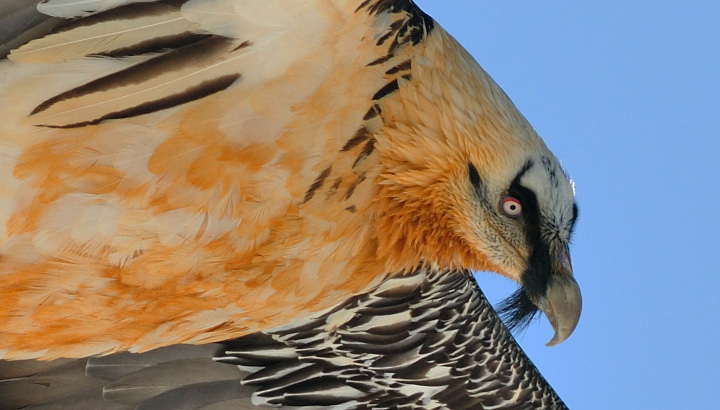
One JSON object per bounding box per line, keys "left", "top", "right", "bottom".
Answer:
{"left": 0, "top": 268, "right": 568, "bottom": 409}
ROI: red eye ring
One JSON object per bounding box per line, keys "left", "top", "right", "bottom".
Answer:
{"left": 501, "top": 197, "right": 522, "bottom": 218}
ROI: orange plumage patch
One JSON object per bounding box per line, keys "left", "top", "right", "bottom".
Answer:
{"left": 0, "top": 1, "right": 542, "bottom": 360}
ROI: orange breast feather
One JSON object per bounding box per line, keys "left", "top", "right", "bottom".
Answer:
{"left": 0, "top": 1, "right": 432, "bottom": 360}
{"left": 0, "top": 1, "right": 510, "bottom": 360}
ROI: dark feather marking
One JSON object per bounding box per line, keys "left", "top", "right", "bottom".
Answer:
{"left": 231, "top": 40, "right": 253, "bottom": 52}
{"left": 367, "top": 54, "right": 394, "bottom": 66}
{"left": 362, "top": 104, "right": 381, "bottom": 120}
{"left": 49, "top": 3, "right": 175, "bottom": 34}
{"left": 376, "top": 19, "right": 405, "bottom": 46}
{"left": 341, "top": 126, "right": 370, "bottom": 151}
{"left": 345, "top": 205, "right": 357, "bottom": 213}
{"left": 31, "top": 36, "right": 234, "bottom": 116}
{"left": 372, "top": 78, "right": 400, "bottom": 100}
{"left": 374, "top": 30, "right": 394, "bottom": 48}
{"left": 360, "top": 0, "right": 433, "bottom": 25}
{"left": 303, "top": 167, "right": 332, "bottom": 203}
{"left": 357, "top": 0, "right": 435, "bottom": 70}
{"left": 342, "top": 333, "right": 425, "bottom": 355}
{"left": 352, "top": 139, "right": 375, "bottom": 168}
{"left": 340, "top": 330, "right": 411, "bottom": 346}
{"left": 282, "top": 379, "right": 361, "bottom": 406}
{"left": 326, "top": 177, "right": 343, "bottom": 199}
{"left": 344, "top": 183, "right": 357, "bottom": 200}
{"left": 468, "top": 162, "right": 482, "bottom": 192}
{"left": 354, "top": 303, "right": 413, "bottom": 318}
{"left": 253, "top": 364, "right": 326, "bottom": 395}
{"left": 512, "top": 160, "right": 535, "bottom": 186}
{"left": 241, "top": 362, "right": 308, "bottom": 386}
{"left": 542, "top": 155, "right": 559, "bottom": 187}
{"left": 355, "top": 0, "right": 373, "bottom": 12}
{"left": 344, "top": 175, "right": 366, "bottom": 200}
{"left": 362, "top": 293, "right": 416, "bottom": 308}
{"left": 41, "top": 74, "right": 241, "bottom": 128}
{"left": 395, "top": 361, "right": 450, "bottom": 385}
{"left": 366, "top": 0, "right": 434, "bottom": 44}
{"left": 386, "top": 59, "right": 411, "bottom": 75}
{"left": 91, "top": 32, "right": 211, "bottom": 58}
{"left": 435, "top": 381, "right": 477, "bottom": 410}
{"left": 331, "top": 178, "right": 343, "bottom": 190}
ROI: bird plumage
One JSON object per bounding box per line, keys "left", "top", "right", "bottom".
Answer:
{"left": 0, "top": 267, "right": 568, "bottom": 409}
{"left": 1, "top": 0, "right": 579, "bottom": 407}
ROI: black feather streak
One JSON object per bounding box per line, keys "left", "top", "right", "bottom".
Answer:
{"left": 362, "top": 104, "right": 381, "bottom": 120}
{"left": 352, "top": 139, "right": 375, "bottom": 168}
{"left": 341, "top": 127, "right": 370, "bottom": 152}
{"left": 42, "top": 74, "right": 241, "bottom": 128}
{"left": 372, "top": 79, "right": 400, "bottom": 100}
{"left": 303, "top": 167, "right": 332, "bottom": 203}
{"left": 32, "top": 36, "right": 235, "bottom": 119}
{"left": 468, "top": 162, "right": 482, "bottom": 193}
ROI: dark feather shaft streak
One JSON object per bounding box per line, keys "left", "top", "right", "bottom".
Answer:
{"left": 303, "top": 166, "right": 333, "bottom": 203}
{"left": 41, "top": 73, "right": 241, "bottom": 128}
{"left": 31, "top": 36, "right": 236, "bottom": 118}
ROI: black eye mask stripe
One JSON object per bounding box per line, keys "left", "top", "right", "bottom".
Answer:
{"left": 498, "top": 160, "right": 549, "bottom": 331}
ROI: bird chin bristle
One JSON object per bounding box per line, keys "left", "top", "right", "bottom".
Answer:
{"left": 497, "top": 288, "right": 540, "bottom": 332}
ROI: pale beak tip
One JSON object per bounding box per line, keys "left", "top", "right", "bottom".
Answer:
{"left": 540, "top": 276, "right": 582, "bottom": 347}
{"left": 545, "top": 329, "right": 570, "bottom": 347}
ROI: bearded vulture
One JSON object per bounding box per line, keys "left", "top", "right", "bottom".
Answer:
{"left": 0, "top": 0, "right": 580, "bottom": 408}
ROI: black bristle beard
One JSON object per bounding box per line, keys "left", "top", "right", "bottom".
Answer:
{"left": 497, "top": 239, "right": 552, "bottom": 332}
{"left": 497, "top": 287, "right": 540, "bottom": 332}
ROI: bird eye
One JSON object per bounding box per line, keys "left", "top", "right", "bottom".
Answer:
{"left": 501, "top": 197, "right": 522, "bottom": 218}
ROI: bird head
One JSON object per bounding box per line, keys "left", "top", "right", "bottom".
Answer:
{"left": 375, "top": 27, "right": 581, "bottom": 345}
{"left": 465, "top": 152, "right": 580, "bottom": 347}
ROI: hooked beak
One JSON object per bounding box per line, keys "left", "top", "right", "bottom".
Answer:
{"left": 538, "top": 246, "right": 582, "bottom": 346}
{"left": 498, "top": 242, "right": 582, "bottom": 346}
{"left": 538, "top": 274, "right": 582, "bottom": 346}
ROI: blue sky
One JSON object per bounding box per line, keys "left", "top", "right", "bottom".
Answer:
{"left": 417, "top": 1, "right": 720, "bottom": 409}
